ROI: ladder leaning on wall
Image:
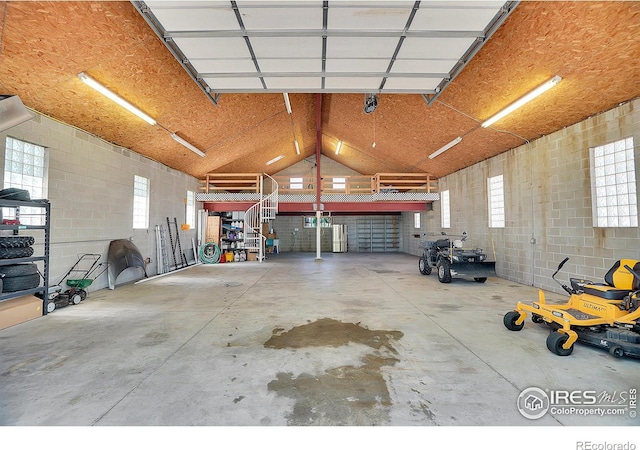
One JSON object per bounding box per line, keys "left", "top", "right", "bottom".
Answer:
{"left": 243, "top": 173, "right": 278, "bottom": 262}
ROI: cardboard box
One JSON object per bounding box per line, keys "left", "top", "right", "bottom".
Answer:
{"left": 247, "top": 252, "right": 258, "bottom": 261}
{"left": 0, "top": 295, "right": 42, "bottom": 330}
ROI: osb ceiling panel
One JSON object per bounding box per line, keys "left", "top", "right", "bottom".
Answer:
{"left": 0, "top": 1, "right": 639, "bottom": 182}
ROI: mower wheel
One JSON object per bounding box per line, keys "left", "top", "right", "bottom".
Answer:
{"left": 547, "top": 331, "right": 574, "bottom": 356}
{"left": 532, "top": 314, "right": 544, "bottom": 324}
{"left": 609, "top": 346, "right": 624, "bottom": 358}
{"left": 71, "top": 293, "right": 82, "bottom": 305}
{"left": 437, "top": 259, "right": 452, "bottom": 283}
{"left": 46, "top": 301, "right": 56, "bottom": 314}
{"left": 474, "top": 277, "right": 487, "bottom": 283}
{"left": 503, "top": 311, "right": 524, "bottom": 331}
{"left": 79, "top": 289, "right": 87, "bottom": 300}
{"left": 418, "top": 257, "right": 432, "bottom": 275}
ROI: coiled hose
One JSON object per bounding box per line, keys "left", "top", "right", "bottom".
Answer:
{"left": 199, "top": 242, "right": 221, "bottom": 264}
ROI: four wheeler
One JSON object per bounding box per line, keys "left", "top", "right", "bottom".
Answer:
{"left": 503, "top": 257, "right": 640, "bottom": 358}
{"left": 418, "top": 231, "right": 496, "bottom": 283}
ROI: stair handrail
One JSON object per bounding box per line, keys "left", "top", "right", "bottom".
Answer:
{"left": 243, "top": 173, "right": 278, "bottom": 262}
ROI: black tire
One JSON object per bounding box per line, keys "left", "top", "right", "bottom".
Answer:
{"left": 0, "top": 246, "right": 34, "bottom": 259}
{"left": 503, "top": 311, "right": 525, "bottom": 331}
{"left": 79, "top": 289, "right": 87, "bottom": 301}
{"left": 418, "top": 256, "right": 432, "bottom": 275}
{"left": 0, "top": 263, "right": 38, "bottom": 277}
{"left": 436, "top": 259, "right": 452, "bottom": 283}
{"left": 0, "top": 236, "right": 35, "bottom": 248}
{"left": 532, "top": 314, "right": 545, "bottom": 324}
{"left": 0, "top": 187, "right": 31, "bottom": 201}
{"left": 546, "top": 331, "right": 574, "bottom": 356}
{"left": 609, "top": 346, "right": 624, "bottom": 358}
{"left": 2, "top": 272, "right": 40, "bottom": 293}
{"left": 474, "top": 277, "right": 487, "bottom": 283}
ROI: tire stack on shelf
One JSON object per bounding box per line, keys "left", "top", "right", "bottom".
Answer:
{"left": 0, "top": 236, "right": 40, "bottom": 293}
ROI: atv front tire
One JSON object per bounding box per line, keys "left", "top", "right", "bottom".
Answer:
{"left": 547, "top": 331, "right": 574, "bottom": 356}
{"left": 437, "top": 259, "right": 452, "bottom": 283}
{"left": 503, "top": 311, "right": 524, "bottom": 331}
{"left": 418, "top": 256, "right": 432, "bottom": 275}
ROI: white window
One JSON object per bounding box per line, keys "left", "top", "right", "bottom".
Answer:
{"left": 3, "top": 137, "right": 47, "bottom": 225}
{"left": 488, "top": 175, "right": 505, "bottom": 228}
{"left": 441, "top": 189, "right": 450, "bottom": 228}
{"left": 590, "top": 137, "right": 637, "bottom": 227}
{"left": 333, "top": 177, "right": 346, "bottom": 190}
{"left": 133, "top": 175, "right": 150, "bottom": 229}
{"left": 186, "top": 190, "right": 196, "bottom": 229}
{"left": 290, "top": 177, "right": 303, "bottom": 190}
{"left": 414, "top": 212, "right": 420, "bottom": 229}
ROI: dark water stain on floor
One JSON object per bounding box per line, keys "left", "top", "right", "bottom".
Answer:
{"left": 265, "top": 318, "right": 405, "bottom": 425}
{"left": 264, "top": 318, "right": 403, "bottom": 353}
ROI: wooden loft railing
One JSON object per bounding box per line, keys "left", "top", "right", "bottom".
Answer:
{"left": 198, "top": 172, "right": 437, "bottom": 195}
{"left": 198, "top": 173, "right": 262, "bottom": 193}
{"left": 372, "top": 173, "right": 438, "bottom": 193}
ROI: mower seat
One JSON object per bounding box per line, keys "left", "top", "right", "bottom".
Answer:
{"left": 583, "top": 259, "right": 640, "bottom": 300}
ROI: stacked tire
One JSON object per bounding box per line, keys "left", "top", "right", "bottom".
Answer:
{"left": 0, "top": 236, "right": 40, "bottom": 293}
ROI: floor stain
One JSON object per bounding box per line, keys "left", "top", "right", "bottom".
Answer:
{"left": 233, "top": 396, "right": 245, "bottom": 404}
{"left": 265, "top": 318, "right": 405, "bottom": 425}
{"left": 264, "top": 318, "right": 403, "bottom": 353}
{"left": 137, "top": 331, "right": 169, "bottom": 347}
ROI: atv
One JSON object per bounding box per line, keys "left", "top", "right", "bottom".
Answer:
{"left": 503, "top": 257, "right": 640, "bottom": 358}
{"left": 418, "top": 232, "right": 496, "bottom": 283}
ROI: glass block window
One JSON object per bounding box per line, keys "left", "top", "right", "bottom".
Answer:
{"left": 488, "top": 175, "right": 505, "bottom": 228}
{"left": 441, "top": 189, "right": 450, "bottom": 228}
{"left": 290, "top": 177, "right": 303, "bottom": 189}
{"left": 414, "top": 212, "right": 420, "bottom": 229}
{"left": 3, "top": 137, "right": 47, "bottom": 225}
{"left": 186, "top": 190, "right": 196, "bottom": 229}
{"left": 133, "top": 175, "right": 150, "bottom": 229}
{"left": 590, "top": 137, "right": 637, "bottom": 227}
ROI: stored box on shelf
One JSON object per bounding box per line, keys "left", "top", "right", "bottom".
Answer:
{"left": 0, "top": 295, "right": 42, "bottom": 330}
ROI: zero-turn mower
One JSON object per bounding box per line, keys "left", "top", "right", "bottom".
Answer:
{"left": 503, "top": 258, "right": 640, "bottom": 358}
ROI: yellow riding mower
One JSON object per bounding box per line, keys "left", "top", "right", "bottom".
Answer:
{"left": 503, "top": 258, "right": 640, "bottom": 358}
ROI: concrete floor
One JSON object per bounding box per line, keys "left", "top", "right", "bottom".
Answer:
{"left": 0, "top": 253, "right": 638, "bottom": 429}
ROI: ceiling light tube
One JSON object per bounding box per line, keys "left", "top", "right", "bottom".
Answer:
{"left": 429, "top": 136, "right": 462, "bottom": 159}
{"left": 294, "top": 139, "right": 300, "bottom": 155}
{"left": 335, "top": 140, "right": 342, "bottom": 155}
{"left": 283, "top": 93, "right": 292, "bottom": 114}
{"left": 171, "top": 133, "right": 206, "bottom": 157}
{"left": 266, "top": 154, "right": 285, "bottom": 166}
{"left": 481, "top": 75, "right": 562, "bottom": 128}
{"left": 78, "top": 72, "right": 156, "bottom": 125}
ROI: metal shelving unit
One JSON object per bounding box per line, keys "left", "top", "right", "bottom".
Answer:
{"left": 0, "top": 198, "right": 50, "bottom": 314}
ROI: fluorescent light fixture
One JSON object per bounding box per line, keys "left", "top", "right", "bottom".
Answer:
{"left": 266, "top": 154, "right": 285, "bottom": 166}
{"left": 429, "top": 136, "right": 462, "bottom": 159}
{"left": 294, "top": 139, "right": 300, "bottom": 155}
{"left": 78, "top": 72, "right": 156, "bottom": 125}
{"left": 481, "top": 75, "right": 562, "bottom": 128}
{"left": 283, "top": 93, "right": 292, "bottom": 114}
{"left": 171, "top": 133, "right": 206, "bottom": 157}
{"left": 335, "top": 140, "right": 342, "bottom": 155}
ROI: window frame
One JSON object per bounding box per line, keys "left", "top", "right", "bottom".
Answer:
{"left": 441, "top": 189, "right": 450, "bottom": 229}
{"left": 133, "top": 175, "right": 150, "bottom": 230}
{"left": 488, "top": 174, "right": 505, "bottom": 228}
{"left": 590, "top": 137, "right": 637, "bottom": 228}
{"left": 186, "top": 190, "right": 196, "bottom": 229}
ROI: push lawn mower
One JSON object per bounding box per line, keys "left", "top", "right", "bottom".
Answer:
{"left": 503, "top": 257, "right": 640, "bottom": 358}
{"left": 46, "top": 253, "right": 108, "bottom": 313}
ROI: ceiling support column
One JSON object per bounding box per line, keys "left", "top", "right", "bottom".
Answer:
{"left": 315, "top": 93, "right": 323, "bottom": 261}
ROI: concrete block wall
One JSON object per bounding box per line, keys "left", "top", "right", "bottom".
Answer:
{"left": 1, "top": 113, "right": 200, "bottom": 291}
{"left": 407, "top": 98, "right": 640, "bottom": 294}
